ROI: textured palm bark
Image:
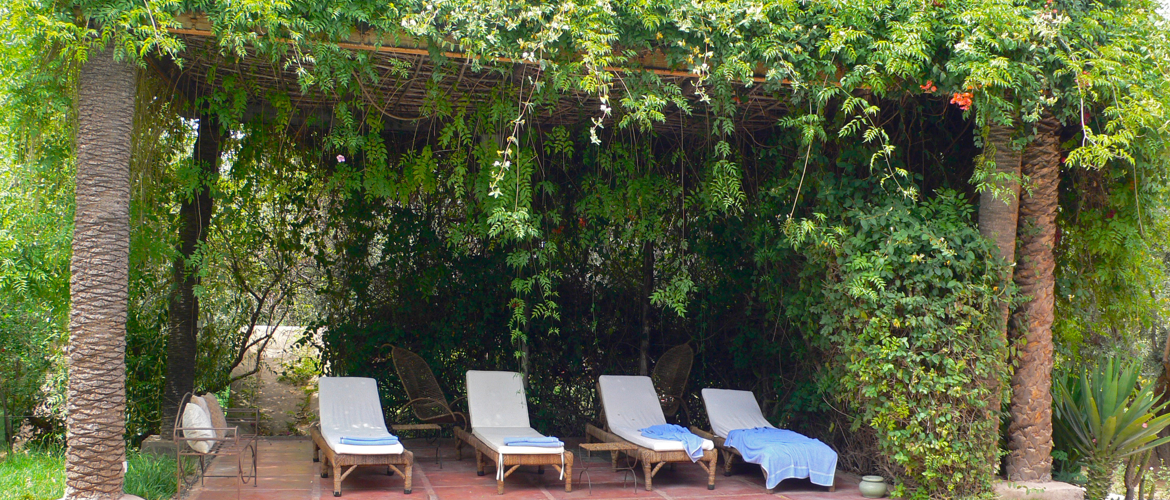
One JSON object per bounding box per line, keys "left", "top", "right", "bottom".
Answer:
{"left": 66, "top": 46, "right": 136, "bottom": 499}
{"left": 162, "top": 115, "right": 219, "bottom": 435}
{"left": 1006, "top": 115, "right": 1060, "bottom": 481}
{"left": 978, "top": 124, "right": 1022, "bottom": 428}
{"left": 979, "top": 124, "right": 1023, "bottom": 319}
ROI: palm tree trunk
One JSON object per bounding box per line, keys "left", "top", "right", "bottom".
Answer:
{"left": 977, "top": 123, "right": 1022, "bottom": 462}
{"left": 1005, "top": 114, "right": 1061, "bottom": 481}
{"left": 979, "top": 124, "right": 1023, "bottom": 322}
{"left": 66, "top": 45, "right": 136, "bottom": 499}
{"left": 162, "top": 115, "right": 220, "bottom": 435}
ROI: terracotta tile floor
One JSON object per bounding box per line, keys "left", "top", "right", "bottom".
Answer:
{"left": 185, "top": 438, "right": 869, "bottom": 500}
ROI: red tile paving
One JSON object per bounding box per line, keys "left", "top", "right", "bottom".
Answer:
{"left": 185, "top": 438, "right": 871, "bottom": 500}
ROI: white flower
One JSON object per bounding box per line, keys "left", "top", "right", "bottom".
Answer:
{"left": 336, "top": 155, "right": 346, "bottom": 163}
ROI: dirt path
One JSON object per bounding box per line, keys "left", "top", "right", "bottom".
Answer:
{"left": 231, "top": 326, "right": 320, "bottom": 436}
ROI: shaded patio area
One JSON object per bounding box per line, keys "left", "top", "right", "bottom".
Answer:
{"left": 188, "top": 438, "right": 870, "bottom": 500}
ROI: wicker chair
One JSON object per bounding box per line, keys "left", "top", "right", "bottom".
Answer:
{"left": 391, "top": 346, "right": 468, "bottom": 428}
{"left": 651, "top": 343, "right": 694, "bottom": 423}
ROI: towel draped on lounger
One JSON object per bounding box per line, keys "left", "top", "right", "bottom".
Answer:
{"left": 724, "top": 427, "right": 837, "bottom": 489}
{"left": 339, "top": 435, "right": 400, "bottom": 446}
{"left": 639, "top": 424, "right": 705, "bottom": 462}
{"left": 502, "top": 436, "right": 564, "bottom": 447}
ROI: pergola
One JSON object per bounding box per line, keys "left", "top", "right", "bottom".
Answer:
{"left": 62, "top": 11, "right": 1062, "bottom": 499}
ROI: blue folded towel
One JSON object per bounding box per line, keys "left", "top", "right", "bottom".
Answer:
{"left": 724, "top": 427, "right": 837, "bottom": 488}
{"left": 639, "top": 424, "right": 705, "bottom": 462}
{"left": 339, "top": 435, "right": 400, "bottom": 446}
{"left": 503, "top": 436, "right": 564, "bottom": 447}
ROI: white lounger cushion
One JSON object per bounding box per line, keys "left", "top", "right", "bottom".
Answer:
{"left": 701, "top": 388, "right": 775, "bottom": 438}
{"left": 318, "top": 377, "right": 405, "bottom": 455}
{"left": 597, "top": 375, "right": 713, "bottom": 453}
{"left": 466, "top": 371, "right": 563, "bottom": 455}
{"left": 467, "top": 370, "right": 531, "bottom": 428}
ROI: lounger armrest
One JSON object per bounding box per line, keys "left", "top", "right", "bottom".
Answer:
{"left": 688, "top": 427, "right": 714, "bottom": 440}
{"left": 687, "top": 427, "right": 725, "bottom": 447}
{"left": 401, "top": 397, "right": 466, "bottom": 427}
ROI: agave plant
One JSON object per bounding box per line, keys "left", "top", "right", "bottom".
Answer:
{"left": 1053, "top": 360, "right": 1170, "bottom": 500}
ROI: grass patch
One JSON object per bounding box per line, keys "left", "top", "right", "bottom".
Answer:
{"left": 0, "top": 447, "right": 183, "bottom": 500}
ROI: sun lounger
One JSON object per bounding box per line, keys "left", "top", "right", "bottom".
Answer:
{"left": 584, "top": 375, "right": 717, "bottom": 491}
{"left": 311, "top": 377, "right": 414, "bottom": 496}
{"left": 691, "top": 388, "right": 837, "bottom": 491}
{"left": 451, "top": 370, "right": 573, "bottom": 494}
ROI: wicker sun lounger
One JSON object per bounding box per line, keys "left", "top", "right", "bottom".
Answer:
{"left": 692, "top": 388, "right": 836, "bottom": 491}
{"left": 584, "top": 375, "right": 717, "bottom": 491}
{"left": 311, "top": 377, "right": 414, "bottom": 496}
{"left": 452, "top": 370, "right": 573, "bottom": 494}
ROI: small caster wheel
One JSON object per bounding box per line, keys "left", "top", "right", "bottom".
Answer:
{"left": 321, "top": 472, "right": 328, "bottom": 478}
{"left": 313, "top": 457, "right": 319, "bottom": 462}
{"left": 334, "top": 492, "right": 342, "bottom": 497}
{"left": 724, "top": 471, "right": 732, "bottom": 476}
{"left": 404, "top": 489, "right": 412, "bottom": 494}
{"left": 477, "top": 471, "right": 485, "bottom": 476}
{"left": 708, "top": 485, "right": 715, "bottom": 490}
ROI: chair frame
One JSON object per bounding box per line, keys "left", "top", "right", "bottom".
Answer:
{"left": 173, "top": 392, "right": 259, "bottom": 497}
{"left": 311, "top": 423, "right": 414, "bottom": 496}
{"left": 452, "top": 427, "right": 573, "bottom": 494}
{"left": 390, "top": 346, "right": 468, "bottom": 428}
{"left": 652, "top": 343, "right": 694, "bottom": 423}
{"left": 584, "top": 423, "right": 716, "bottom": 491}
{"left": 585, "top": 379, "right": 716, "bottom": 491}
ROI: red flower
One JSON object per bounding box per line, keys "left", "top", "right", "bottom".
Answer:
{"left": 950, "top": 92, "right": 973, "bottom": 111}
{"left": 919, "top": 80, "right": 937, "bottom": 93}
{"left": 578, "top": 217, "right": 586, "bottom": 228}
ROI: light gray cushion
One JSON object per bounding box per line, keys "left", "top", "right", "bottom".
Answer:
{"left": 181, "top": 403, "right": 215, "bottom": 453}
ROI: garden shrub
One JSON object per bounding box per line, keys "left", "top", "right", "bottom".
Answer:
{"left": 789, "top": 191, "right": 1010, "bottom": 499}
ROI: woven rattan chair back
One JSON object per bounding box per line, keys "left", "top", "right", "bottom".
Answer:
{"left": 652, "top": 343, "right": 694, "bottom": 419}
{"left": 392, "top": 346, "right": 461, "bottom": 425}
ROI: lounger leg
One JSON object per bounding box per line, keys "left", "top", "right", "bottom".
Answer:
{"left": 497, "top": 456, "right": 506, "bottom": 495}
{"left": 537, "top": 465, "right": 544, "bottom": 475}
{"left": 707, "top": 454, "right": 717, "bottom": 490}
{"left": 643, "top": 460, "right": 654, "bottom": 491}
{"left": 564, "top": 451, "right": 574, "bottom": 492}
{"left": 404, "top": 452, "right": 414, "bottom": 494}
{"left": 333, "top": 463, "right": 342, "bottom": 496}
{"left": 611, "top": 451, "right": 619, "bottom": 471}
{"left": 476, "top": 449, "right": 485, "bottom": 476}
{"left": 313, "top": 439, "right": 319, "bottom": 462}
{"left": 722, "top": 450, "right": 734, "bottom": 476}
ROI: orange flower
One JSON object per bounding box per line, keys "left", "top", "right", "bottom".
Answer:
{"left": 950, "top": 92, "right": 973, "bottom": 111}
{"left": 919, "top": 80, "right": 937, "bottom": 93}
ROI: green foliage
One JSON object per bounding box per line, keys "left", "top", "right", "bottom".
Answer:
{"left": 1052, "top": 360, "right": 1170, "bottom": 500}
{"left": 0, "top": 448, "right": 182, "bottom": 500}
{"left": 0, "top": 0, "right": 1169, "bottom": 491}
{"left": 789, "top": 191, "right": 1009, "bottom": 499}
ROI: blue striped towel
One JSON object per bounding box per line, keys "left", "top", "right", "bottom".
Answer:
{"left": 503, "top": 436, "right": 564, "bottom": 447}
{"left": 340, "top": 435, "right": 400, "bottom": 446}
